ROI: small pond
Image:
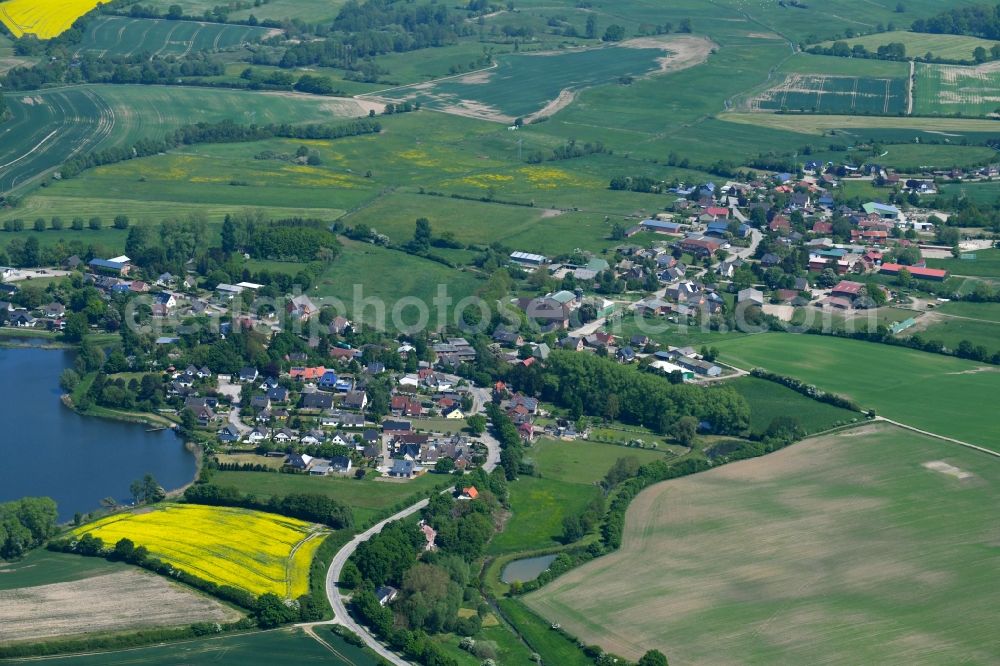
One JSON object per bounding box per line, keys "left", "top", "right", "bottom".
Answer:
{"left": 501, "top": 554, "right": 557, "bottom": 584}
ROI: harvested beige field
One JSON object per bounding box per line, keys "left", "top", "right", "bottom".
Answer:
{"left": 618, "top": 35, "right": 716, "bottom": 76}
{"left": 0, "top": 569, "right": 240, "bottom": 645}
{"left": 526, "top": 424, "right": 1000, "bottom": 664}
{"left": 721, "top": 111, "right": 1000, "bottom": 134}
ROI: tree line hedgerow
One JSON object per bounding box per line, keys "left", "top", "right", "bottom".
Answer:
{"left": 183, "top": 483, "right": 354, "bottom": 530}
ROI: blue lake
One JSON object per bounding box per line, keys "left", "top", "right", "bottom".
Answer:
{"left": 0, "top": 344, "right": 197, "bottom": 521}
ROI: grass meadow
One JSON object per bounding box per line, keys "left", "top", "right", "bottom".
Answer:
{"left": 713, "top": 332, "right": 1000, "bottom": 451}
{"left": 938, "top": 181, "right": 1000, "bottom": 206}
{"left": 487, "top": 474, "right": 601, "bottom": 555}
{"left": 903, "top": 315, "right": 1000, "bottom": 356}
{"left": 720, "top": 110, "right": 1000, "bottom": 135}
{"left": 926, "top": 248, "right": 1000, "bottom": 279}
{"left": 724, "top": 375, "right": 860, "bottom": 435}
{"left": 489, "top": 438, "right": 669, "bottom": 555}
{"left": 935, "top": 300, "right": 1000, "bottom": 322}
{"left": 527, "top": 423, "right": 1000, "bottom": 663}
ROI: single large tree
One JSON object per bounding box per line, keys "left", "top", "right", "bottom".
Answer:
{"left": 639, "top": 649, "right": 669, "bottom": 666}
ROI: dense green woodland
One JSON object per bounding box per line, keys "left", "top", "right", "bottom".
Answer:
{"left": 345, "top": 469, "right": 510, "bottom": 666}
{"left": 506, "top": 351, "right": 750, "bottom": 436}
{"left": 0, "top": 497, "right": 59, "bottom": 560}
{"left": 912, "top": 4, "right": 1000, "bottom": 38}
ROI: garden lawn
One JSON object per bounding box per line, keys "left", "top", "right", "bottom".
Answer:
{"left": 713, "top": 332, "right": 1000, "bottom": 451}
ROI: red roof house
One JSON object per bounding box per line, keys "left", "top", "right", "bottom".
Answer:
{"left": 831, "top": 280, "right": 865, "bottom": 299}
{"left": 879, "top": 263, "right": 948, "bottom": 281}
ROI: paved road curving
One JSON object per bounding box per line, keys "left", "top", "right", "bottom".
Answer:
{"left": 319, "top": 391, "right": 501, "bottom": 664}
{"left": 324, "top": 499, "right": 430, "bottom": 665}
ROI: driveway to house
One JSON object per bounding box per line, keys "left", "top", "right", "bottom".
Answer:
{"left": 470, "top": 386, "right": 501, "bottom": 471}
{"left": 217, "top": 376, "right": 250, "bottom": 434}
{"left": 734, "top": 227, "right": 763, "bottom": 260}
{"left": 567, "top": 317, "right": 606, "bottom": 338}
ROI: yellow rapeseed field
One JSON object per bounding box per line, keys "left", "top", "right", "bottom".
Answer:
{"left": 71, "top": 504, "right": 326, "bottom": 599}
{"left": 0, "top": 0, "right": 108, "bottom": 39}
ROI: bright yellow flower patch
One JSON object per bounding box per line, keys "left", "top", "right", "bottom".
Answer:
{"left": 0, "top": 0, "right": 108, "bottom": 39}
{"left": 72, "top": 504, "right": 326, "bottom": 599}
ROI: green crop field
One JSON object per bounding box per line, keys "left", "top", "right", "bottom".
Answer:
{"left": 78, "top": 17, "right": 276, "bottom": 58}
{"left": 775, "top": 53, "right": 909, "bottom": 78}
{"left": 4, "top": 628, "right": 371, "bottom": 665}
{"left": 527, "top": 423, "right": 1000, "bottom": 664}
{"left": 927, "top": 248, "right": 1000, "bottom": 279}
{"left": 720, "top": 111, "right": 1000, "bottom": 135}
{"left": 712, "top": 332, "right": 1000, "bottom": 452}
{"left": 820, "top": 31, "right": 1000, "bottom": 62}
{"left": 0, "top": 549, "right": 127, "bottom": 591}
{"left": 140, "top": 0, "right": 346, "bottom": 23}
{"left": 372, "top": 36, "right": 710, "bottom": 123}
{"left": 724, "top": 375, "right": 860, "bottom": 435}
{"left": 914, "top": 62, "right": 1000, "bottom": 117}
{"left": 211, "top": 469, "right": 446, "bottom": 526}
{"left": 0, "top": 87, "right": 115, "bottom": 194}
{"left": 0, "top": 85, "right": 371, "bottom": 196}
{"left": 750, "top": 74, "right": 907, "bottom": 114}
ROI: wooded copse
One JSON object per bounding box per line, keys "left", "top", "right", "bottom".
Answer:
{"left": 506, "top": 351, "right": 751, "bottom": 436}
{"left": 345, "top": 477, "right": 507, "bottom": 666}
{"left": 0, "top": 497, "right": 59, "bottom": 560}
